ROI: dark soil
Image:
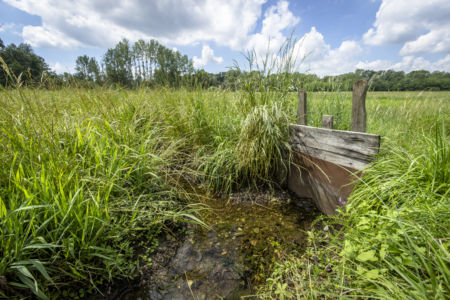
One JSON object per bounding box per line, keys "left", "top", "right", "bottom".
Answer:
{"left": 91, "top": 188, "right": 319, "bottom": 300}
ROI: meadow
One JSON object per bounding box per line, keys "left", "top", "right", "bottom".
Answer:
{"left": 0, "top": 85, "right": 448, "bottom": 299}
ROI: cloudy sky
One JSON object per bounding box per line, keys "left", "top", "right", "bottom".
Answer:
{"left": 1, "top": 0, "right": 449, "bottom": 76}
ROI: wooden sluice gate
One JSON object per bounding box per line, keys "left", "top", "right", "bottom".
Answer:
{"left": 288, "top": 80, "right": 381, "bottom": 215}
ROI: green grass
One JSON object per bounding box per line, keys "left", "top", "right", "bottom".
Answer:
{"left": 0, "top": 87, "right": 206, "bottom": 299}
{"left": 259, "top": 91, "right": 450, "bottom": 299}
{"left": 0, "top": 84, "right": 448, "bottom": 299}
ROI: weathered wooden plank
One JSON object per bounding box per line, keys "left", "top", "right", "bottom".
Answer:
{"left": 289, "top": 133, "right": 378, "bottom": 157}
{"left": 290, "top": 144, "right": 371, "bottom": 170}
{"left": 351, "top": 80, "right": 368, "bottom": 132}
{"left": 297, "top": 90, "right": 307, "bottom": 125}
{"left": 289, "top": 124, "right": 380, "bottom": 170}
{"left": 288, "top": 163, "right": 313, "bottom": 199}
{"left": 322, "top": 115, "right": 333, "bottom": 129}
{"left": 289, "top": 151, "right": 360, "bottom": 215}
{"left": 289, "top": 125, "right": 379, "bottom": 151}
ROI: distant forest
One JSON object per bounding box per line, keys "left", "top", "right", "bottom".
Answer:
{"left": 1, "top": 38, "right": 450, "bottom": 91}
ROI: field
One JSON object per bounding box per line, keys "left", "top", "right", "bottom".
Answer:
{"left": 0, "top": 87, "right": 449, "bottom": 299}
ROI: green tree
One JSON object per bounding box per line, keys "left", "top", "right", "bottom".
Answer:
{"left": 75, "top": 55, "right": 101, "bottom": 84}
{"left": 88, "top": 57, "right": 101, "bottom": 83}
{"left": 103, "top": 39, "right": 133, "bottom": 87}
{"left": 153, "top": 44, "right": 193, "bottom": 87}
{"left": 0, "top": 42, "right": 49, "bottom": 86}
{"left": 75, "top": 55, "right": 90, "bottom": 80}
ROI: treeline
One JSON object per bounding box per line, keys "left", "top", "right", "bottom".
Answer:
{"left": 71, "top": 39, "right": 194, "bottom": 88}
{"left": 69, "top": 39, "right": 450, "bottom": 90}
{"left": 0, "top": 39, "right": 50, "bottom": 86}
{"left": 0, "top": 38, "right": 195, "bottom": 88}
{"left": 1, "top": 37, "right": 450, "bottom": 91}
{"left": 319, "top": 69, "right": 450, "bottom": 91}
{"left": 189, "top": 69, "right": 450, "bottom": 91}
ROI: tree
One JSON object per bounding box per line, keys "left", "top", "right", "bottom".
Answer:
{"left": 87, "top": 57, "right": 101, "bottom": 83}
{"left": 75, "top": 55, "right": 90, "bottom": 80}
{"left": 101, "top": 38, "right": 193, "bottom": 87}
{"left": 75, "top": 55, "right": 101, "bottom": 84}
{"left": 73, "top": 40, "right": 450, "bottom": 91}
{"left": 103, "top": 39, "right": 134, "bottom": 87}
{"left": 0, "top": 42, "right": 49, "bottom": 86}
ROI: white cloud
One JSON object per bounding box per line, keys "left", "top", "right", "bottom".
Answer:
{"left": 322, "top": 40, "right": 363, "bottom": 72}
{"left": 307, "top": 40, "right": 363, "bottom": 76}
{"left": 294, "top": 27, "right": 329, "bottom": 62}
{"left": 50, "top": 62, "right": 74, "bottom": 74}
{"left": 22, "top": 25, "right": 80, "bottom": 49}
{"left": 244, "top": 24, "right": 364, "bottom": 76}
{"left": 241, "top": 3, "right": 364, "bottom": 77}
{"left": 259, "top": 0, "right": 299, "bottom": 37}
{"left": 364, "top": 0, "right": 450, "bottom": 55}
{"left": 5, "top": 0, "right": 449, "bottom": 75}
{"left": 0, "top": 23, "right": 24, "bottom": 37}
{"left": 291, "top": 27, "right": 362, "bottom": 76}
{"left": 357, "top": 55, "right": 450, "bottom": 72}
{"left": 246, "top": 0, "right": 299, "bottom": 57}
{"left": 431, "top": 55, "right": 450, "bottom": 71}
{"left": 400, "top": 29, "right": 450, "bottom": 55}
{"left": 193, "top": 45, "right": 223, "bottom": 68}
{"left": 355, "top": 59, "right": 392, "bottom": 71}
{"left": 0, "top": 23, "right": 16, "bottom": 33}
{"left": 4, "top": 0, "right": 267, "bottom": 49}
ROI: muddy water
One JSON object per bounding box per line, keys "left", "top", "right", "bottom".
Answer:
{"left": 121, "top": 190, "right": 317, "bottom": 300}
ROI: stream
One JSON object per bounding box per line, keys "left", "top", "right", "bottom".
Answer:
{"left": 119, "top": 189, "right": 318, "bottom": 299}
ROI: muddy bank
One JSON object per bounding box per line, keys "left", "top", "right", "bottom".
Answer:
{"left": 95, "top": 189, "right": 319, "bottom": 299}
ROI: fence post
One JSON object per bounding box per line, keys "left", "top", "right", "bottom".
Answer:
{"left": 322, "top": 115, "right": 334, "bottom": 129}
{"left": 297, "top": 90, "right": 307, "bottom": 125}
{"left": 351, "top": 80, "right": 368, "bottom": 132}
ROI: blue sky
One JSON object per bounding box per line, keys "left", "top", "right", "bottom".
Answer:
{"left": 1, "top": 0, "right": 449, "bottom": 76}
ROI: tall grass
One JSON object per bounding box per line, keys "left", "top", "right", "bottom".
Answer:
{"left": 1, "top": 55, "right": 449, "bottom": 299}
{"left": 337, "top": 122, "right": 449, "bottom": 299}
{"left": 196, "top": 39, "right": 300, "bottom": 193}
{"left": 0, "top": 79, "right": 295, "bottom": 297}
{"left": 0, "top": 87, "right": 204, "bottom": 299}
{"left": 259, "top": 93, "right": 449, "bottom": 299}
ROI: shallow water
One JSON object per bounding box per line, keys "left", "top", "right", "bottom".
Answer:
{"left": 121, "top": 190, "right": 317, "bottom": 299}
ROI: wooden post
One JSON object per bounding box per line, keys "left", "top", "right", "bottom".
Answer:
{"left": 297, "top": 90, "right": 307, "bottom": 125}
{"left": 322, "top": 115, "right": 333, "bottom": 129}
{"left": 351, "top": 80, "right": 368, "bottom": 132}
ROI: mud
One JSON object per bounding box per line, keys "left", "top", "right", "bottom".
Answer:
{"left": 118, "top": 189, "right": 318, "bottom": 300}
